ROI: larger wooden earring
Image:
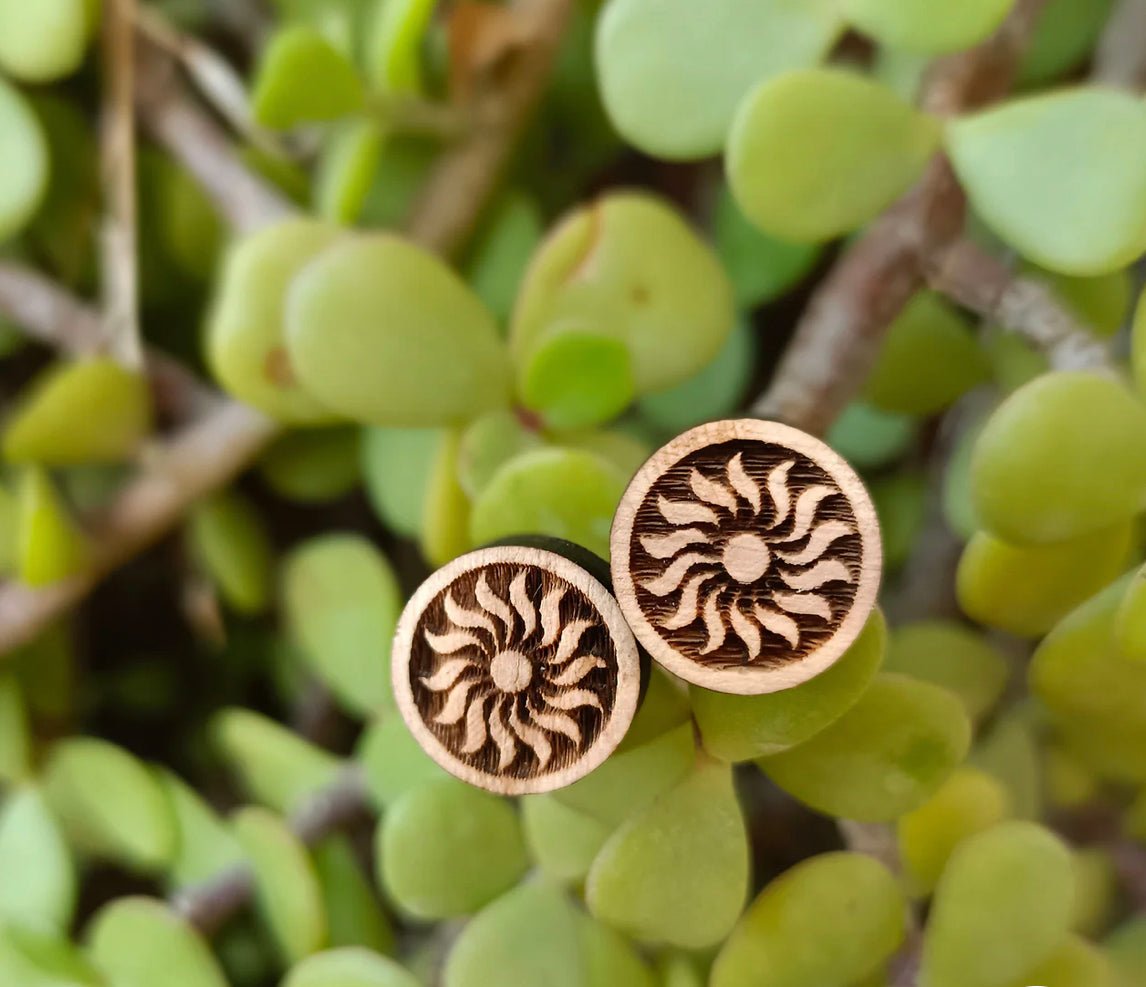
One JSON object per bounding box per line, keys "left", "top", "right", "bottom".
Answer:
{"left": 392, "top": 543, "right": 643, "bottom": 795}
{"left": 611, "top": 419, "right": 881, "bottom": 695}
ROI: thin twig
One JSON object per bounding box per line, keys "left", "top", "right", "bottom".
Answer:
{"left": 135, "top": 6, "right": 294, "bottom": 162}
{"left": 750, "top": 0, "right": 1051, "bottom": 436}
{"left": 889, "top": 923, "right": 924, "bottom": 987}
{"left": 404, "top": 0, "right": 577, "bottom": 256}
{"left": 1109, "top": 839, "right": 1146, "bottom": 914}
{"left": 100, "top": 0, "right": 143, "bottom": 370}
{"left": 927, "top": 239, "right": 1112, "bottom": 370}
{"left": 1093, "top": 0, "right": 1146, "bottom": 89}
{"left": 839, "top": 820, "right": 902, "bottom": 875}
{"left": 0, "top": 260, "right": 213, "bottom": 418}
{"left": 0, "top": 401, "right": 278, "bottom": 655}
{"left": 135, "top": 43, "right": 294, "bottom": 234}
{"left": 172, "top": 766, "right": 371, "bottom": 935}
{"left": 0, "top": 263, "right": 105, "bottom": 356}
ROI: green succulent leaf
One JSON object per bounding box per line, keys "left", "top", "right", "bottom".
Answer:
{"left": 313, "top": 838, "right": 395, "bottom": 954}
{"left": 43, "top": 738, "right": 176, "bottom": 872}
{"left": 827, "top": 403, "right": 917, "bottom": 472}
{"left": 0, "top": 926, "right": 99, "bottom": 987}
{"left": 638, "top": 320, "right": 757, "bottom": 436}
{"left": 0, "top": 674, "right": 30, "bottom": 782}
{"left": 86, "top": 898, "right": 228, "bottom": 987}
{"left": 727, "top": 68, "right": 939, "bottom": 243}
{"left": 883, "top": 621, "right": 1008, "bottom": 724}
{"left": 286, "top": 234, "right": 512, "bottom": 425}
{"left": 456, "top": 411, "right": 544, "bottom": 500}
{"left": 920, "top": 822, "right": 1075, "bottom": 987}
{"left": 357, "top": 716, "right": 449, "bottom": 811}
{"left": 1116, "top": 563, "right": 1146, "bottom": 663}
{"left": 252, "top": 25, "right": 364, "bottom": 129}
{"left": 586, "top": 759, "right": 749, "bottom": 949}
{"left": 155, "top": 770, "right": 244, "bottom": 889}
{"left": 713, "top": 187, "right": 822, "bottom": 309}
{"left": 0, "top": 0, "right": 92, "bottom": 82}
{"left": 361, "top": 426, "right": 444, "bottom": 539}
{"left": 897, "top": 768, "right": 1012, "bottom": 895}
{"left": 947, "top": 88, "right": 1146, "bottom": 275}
{"left": 970, "top": 372, "right": 1146, "bottom": 544}
{"left": 842, "top": 0, "right": 1014, "bottom": 53}
{"left": 466, "top": 192, "right": 544, "bottom": 327}
{"left": 759, "top": 673, "right": 971, "bottom": 822}
{"left": 595, "top": 0, "right": 841, "bottom": 159}
{"left": 282, "top": 533, "right": 402, "bottom": 717}
{"left": 233, "top": 806, "right": 327, "bottom": 964}
{"left": 259, "top": 427, "right": 362, "bottom": 503}
{"left": 711, "top": 852, "right": 906, "bottom": 987}
{"left": 469, "top": 447, "right": 627, "bottom": 560}
{"left": 284, "top": 948, "right": 423, "bottom": 987}
{"left": 693, "top": 609, "right": 887, "bottom": 761}
{"left": 0, "top": 787, "right": 75, "bottom": 933}
{"left": 1013, "top": 935, "right": 1120, "bottom": 987}
{"left": 377, "top": 779, "right": 529, "bottom": 920}
{"left": 511, "top": 193, "right": 736, "bottom": 395}
{"left": 212, "top": 708, "right": 343, "bottom": 814}
{"left": 364, "top": 0, "right": 435, "bottom": 92}
{"left": 958, "top": 523, "right": 1134, "bottom": 638}
{"left": 864, "top": 293, "right": 988, "bottom": 415}
{"left": 519, "top": 329, "right": 635, "bottom": 430}
{"left": 188, "top": 491, "right": 273, "bottom": 615}
{"left": 555, "top": 722, "right": 695, "bottom": 828}
{"left": 315, "top": 120, "right": 386, "bottom": 226}
{"left": 0, "top": 75, "right": 48, "bottom": 242}
{"left": 3, "top": 359, "right": 151, "bottom": 465}
{"left": 444, "top": 882, "right": 581, "bottom": 987}
{"left": 1018, "top": 0, "right": 1115, "bottom": 85}
{"left": 522, "top": 793, "right": 611, "bottom": 886}
{"left": 207, "top": 218, "right": 344, "bottom": 424}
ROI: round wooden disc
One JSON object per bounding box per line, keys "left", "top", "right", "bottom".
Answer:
{"left": 392, "top": 545, "right": 643, "bottom": 795}
{"left": 610, "top": 419, "right": 881, "bottom": 695}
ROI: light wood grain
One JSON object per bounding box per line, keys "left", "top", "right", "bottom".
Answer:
{"left": 392, "top": 545, "right": 642, "bottom": 795}
{"left": 610, "top": 420, "right": 881, "bottom": 695}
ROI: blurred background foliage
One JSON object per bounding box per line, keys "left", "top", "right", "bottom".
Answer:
{"left": 0, "top": 0, "right": 1146, "bottom": 985}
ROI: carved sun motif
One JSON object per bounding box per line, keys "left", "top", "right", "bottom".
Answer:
{"left": 641, "top": 452, "right": 856, "bottom": 658}
{"left": 418, "top": 572, "right": 608, "bottom": 774}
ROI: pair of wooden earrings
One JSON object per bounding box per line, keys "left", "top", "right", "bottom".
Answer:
{"left": 392, "top": 419, "right": 882, "bottom": 795}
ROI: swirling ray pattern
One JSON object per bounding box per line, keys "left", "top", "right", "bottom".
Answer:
{"left": 414, "top": 567, "right": 614, "bottom": 777}
{"left": 635, "top": 446, "right": 860, "bottom": 663}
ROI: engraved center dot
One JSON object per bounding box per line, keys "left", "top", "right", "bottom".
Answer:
{"left": 722, "top": 533, "right": 771, "bottom": 584}
{"left": 490, "top": 649, "right": 532, "bottom": 693}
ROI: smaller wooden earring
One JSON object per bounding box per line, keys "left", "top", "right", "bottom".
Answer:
{"left": 610, "top": 419, "right": 881, "bottom": 695}
{"left": 392, "top": 540, "right": 644, "bottom": 795}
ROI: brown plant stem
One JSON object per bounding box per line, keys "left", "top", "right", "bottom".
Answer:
{"left": 135, "top": 45, "right": 294, "bottom": 234}
{"left": 1093, "top": 0, "right": 1146, "bottom": 89}
{"left": 750, "top": 0, "right": 1051, "bottom": 436}
{"left": 0, "top": 400, "right": 278, "bottom": 655}
{"left": 1109, "top": 839, "right": 1146, "bottom": 914}
{"left": 135, "top": 7, "right": 295, "bottom": 163}
{"left": 927, "top": 239, "right": 1112, "bottom": 370}
{"left": 101, "top": 0, "right": 143, "bottom": 369}
{"left": 404, "top": 0, "right": 577, "bottom": 256}
{"left": 173, "top": 766, "right": 372, "bottom": 935}
{"left": 0, "top": 260, "right": 212, "bottom": 417}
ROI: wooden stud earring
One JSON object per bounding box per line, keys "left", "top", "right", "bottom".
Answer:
{"left": 392, "top": 540, "right": 644, "bottom": 795}
{"left": 610, "top": 419, "right": 881, "bottom": 695}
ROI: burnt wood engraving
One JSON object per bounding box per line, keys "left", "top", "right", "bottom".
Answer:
{"left": 611, "top": 419, "right": 881, "bottom": 695}
{"left": 392, "top": 545, "right": 642, "bottom": 794}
